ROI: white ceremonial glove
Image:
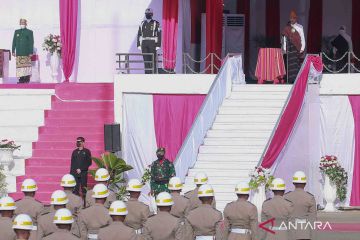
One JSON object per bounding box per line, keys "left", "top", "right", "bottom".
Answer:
{"left": 156, "top": 47, "right": 160, "bottom": 50}
{"left": 138, "top": 46, "right": 141, "bottom": 50}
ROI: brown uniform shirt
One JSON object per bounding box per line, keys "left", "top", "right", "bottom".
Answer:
{"left": 0, "top": 216, "right": 16, "bottom": 240}
{"left": 64, "top": 190, "right": 83, "bottom": 215}
{"left": 261, "top": 195, "right": 294, "bottom": 240}
{"left": 223, "top": 199, "right": 258, "bottom": 240}
{"left": 184, "top": 188, "right": 216, "bottom": 211}
{"left": 15, "top": 196, "right": 44, "bottom": 225}
{"left": 98, "top": 221, "right": 138, "bottom": 240}
{"left": 284, "top": 188, "right": 317, "bottom": 239}
{"left": 185, "top": 204, "right": 223, "bottom": 239}
{"left": 124, "top": 197, "right": 150, "bottom": 231}
{"left": 42, "top": 229, "right": 80, "bottom": 240}
{"left": 142, "top": 211, "right": 183, "bottom": 240}
{"left": 85, "top": 190, "right": 116, "bottom": 209}
{"left": 170, "top": 192, "right": 190, "bottom": 219}
{"left": 78, "top": 203, "right": 112, "bottom": 236}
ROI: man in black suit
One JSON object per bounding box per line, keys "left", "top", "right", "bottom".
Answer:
{"left": 70, "top": 137, "right": 92, "bottom": 196}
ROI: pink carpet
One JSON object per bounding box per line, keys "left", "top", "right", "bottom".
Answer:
{"left": 9, "top": 83, "right": 114, "bottom": 203}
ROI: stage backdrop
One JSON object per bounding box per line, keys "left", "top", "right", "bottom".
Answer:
{"left": 0, "top": 0, "right": 183, "bottom": 82}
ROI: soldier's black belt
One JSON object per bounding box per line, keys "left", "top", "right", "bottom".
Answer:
{"left": 154, "top": 180, "right": 169, "bottom": 184}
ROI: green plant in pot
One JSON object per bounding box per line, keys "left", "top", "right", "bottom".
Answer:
{"left": 0, "top": 166, "right": 7, "bottom": 197}
{"left": 89, "top": 152, "right": 133, "bottom": 200}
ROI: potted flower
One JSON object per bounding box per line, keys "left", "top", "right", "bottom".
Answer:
{"left": 0, "top": 139, "right": 20, "bottom": 172}
{"left": 319, "top": 155, "right": 348, "bottom": 211}
{"left": 42, "top": 34, "right": 62, "bottom": 81}
{"left": 249, "top": 166, "right": 274, "bottom": 220}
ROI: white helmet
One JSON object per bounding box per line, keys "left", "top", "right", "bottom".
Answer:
{"left": 293, "top": 171, "right": 307, "bottom": 184}
{"left": 92, "top": 183, "right": 110, "bottom": 199}
{"left": 95, "top": 168, "right": 110, "bottom": 182}
{"left": 198, "top": 184, "right": 214, "bottom": 197}
{"left": 126, "top": 179, "right": 143, "bottom": 192}
{"left": 235, "top": 182, "right": 250, "bottom": 195}
{"left": 50, "top": 190, "right": 69, "bottom": 205}
{"left": 53, "top": 208, "right": 74, "bottom": 224}
{"left": 109, "top": 201, "right": 128, "bottom": 216}
{"left": 21, "top": 178, "right": 38, "bottom": 192}
{"left": 12, "top": 214, "right": 33, "bottom": 230}
{"left": 270, "top": 178, "right": 286, "bottom": 191}
{"left": 0, "top": 196, "right": 16, "bottom": 210}
{"left": 61, "top": 174, "right": 76, "bottom": 187}
{"left": 194, "top": 172, "right": 208, "bottom": 185}
{"left": 168, "top": 177, "right": 183, "bottom": 190}
{"left": 156, "top": 192, "right": 174, "bottom": 206}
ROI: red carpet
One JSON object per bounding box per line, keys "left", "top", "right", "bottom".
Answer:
{"left": 9, "top": 83, "right": 114, "bottom": 203}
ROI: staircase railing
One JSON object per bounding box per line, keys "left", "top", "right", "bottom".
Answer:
{"left": 174, "top": 55, "right": 245, "bottom": 181}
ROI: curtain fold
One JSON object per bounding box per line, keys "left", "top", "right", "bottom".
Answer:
{"left": 153, "top": 95, "right": 205, "bottom": 162}
{"left": 265, "top": 0, "right": 280, "bottom": 47}
{"left": 352, "top": 0, "right": 360, "bottom": 58}
{"left": 237, "top": 0, "right": 250, "bottom": 75}
{"left": 162, "top": 0, "right": 179, "bottom": 70}
{"left": 307, "top": 0, "right": 323, "bottom": 53}
{"left": 59, "top": 0, "right": 78, "bottom": 82}
{"left": 206, "top": 0, "right": 223, "bottom": 73}
{"left": 261, "top": 56, "right": 323, "bottom": 168}
{"left": 349, "top": 96, "right": 360, "bottom": 206}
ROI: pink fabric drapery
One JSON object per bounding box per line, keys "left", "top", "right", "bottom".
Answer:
{"left": 255, "top": 48, "right": 286, "bottom": 84}
{"left": 349, "top": 96, "right": 360, "bottom": 206}
{"left": 153, "top": 95, "right": 206, "bottom": 162}
{"left": 162, "top": 0, "right": 179, "bottom": 70}
{"left": 261, "top": 56, "right": 323, "bottom": 168}
{"left": 60, "top": 0, "right": 78, "bottom": 82}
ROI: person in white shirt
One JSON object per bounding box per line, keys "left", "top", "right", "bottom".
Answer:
{"left": 282, "top": 10, "right": 306, "bottom": 83}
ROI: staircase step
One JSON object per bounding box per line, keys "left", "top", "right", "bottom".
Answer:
{"left": 232, "top": 85, "right": 292, "bottom": 92}
{"left": 188, "top": 169, "right": 251, "bottom": 177}
{"left": 207, "top": 130, "right": 271, "bottom": 138}
{"left": 45, "top": 110, "right": 113, "bottom": 118}
{"left": 25, "top": 157, "right": 69, "bottom": 166}
{"left": 199, "top": 146, "right": 263, "bottom": 154}
{"left": 222, "top": 100, "right": 285, "bottom": 107}
{"left": 215, "top": 115, "right": 278, "bottom": 123}
{"left": 52, "top": 101, "right": 113, "bottom": 110}
{"left": 185, "top": 176, "right": 252, "bottom": 185}
{"left": 32, "top": 149, "right": 104, "bottom": 158}
{"left": 45, "top": 118, "right": 113, "bottom": 127}
{"left": 212, "top": 123, "right": 274, "bottom": 130}
{"left": 194, "top": 161, "right": 258, "bottom": 169}
{"left": 33, "top": 141, "right": 103, "bottom": 150}
{"left": 39, "top": 126, "right": 104, "bottom": 134}
{"left": 197, "top": 153, "right": 261, "bottom": 161}
{"left": 39, "top": 133, "right": 104, "bottom": 142}
{"left": 203, "top": 138, "right": 267, "bottom": 146}
{"left": 219, "top": 107, "right": 283, "bottom": 115}
{"left": 229, "top": 93, "right": 288, "bottom": 100}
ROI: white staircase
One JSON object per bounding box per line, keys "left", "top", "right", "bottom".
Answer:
{"left": 183, "top": 84, "right": 292, "bottom": 211}
{"left": 0, "top": 89, "right": 54, "bottom": 192}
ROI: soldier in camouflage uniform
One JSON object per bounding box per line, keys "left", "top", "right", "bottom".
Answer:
{"left": 150, "top": 147, "right": 176, "bottom": 196}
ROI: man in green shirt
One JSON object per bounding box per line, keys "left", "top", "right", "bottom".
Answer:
{"left": 150, "top": 147, "right": 176, "bottom": 196}
{"left": 12, "top": 19, "right": 34, "bottom": 83}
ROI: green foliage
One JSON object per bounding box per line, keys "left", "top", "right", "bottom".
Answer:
{"left": 323, "top": 167, "right": 348, "bottom": 202}
{"left": 90, "top": 153, "right": 133, "bottom": 200}
{"left": 0, "top": 166, "right": 7, "bottom": 197}
{"left": 249, "top": 175, "right": 274, "bottom": 190}
{"left": 141, "top": 168, "right": 151, "bottom": 184}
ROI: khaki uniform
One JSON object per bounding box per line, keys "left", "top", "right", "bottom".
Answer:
{"left": 64, "top": 190, "right": 83, "bottom": 215}
{"left": 284, "top": 188, "right": 316, "bottom": 239}
{"left": 142, "top": 211, "right": 183, "bottom": 240}
{"left": 15, "top": 196, "right": 44, "bottom": 225}
{"left": 78, "top": 203, "right": 112, "bottom": 238}
{"left": 98, "top": 221, "right": 138, "bottom": 240}
{"left": 261, "top": 196, "right": 294, "bottom": 240}
{"left": 42, "top": 229, "right": 80, "bottom": 240}
{"left": 223, "top": 199, "right": 258, "bottom": 240}
{"left": 185, "top": 188, "right": 216, "bottom": 211}
{"left": 85, "top": 189, "right": 116, "bottom": 209}
{"left": 184, "top": 204, "right": 223, "bottom": 239}
{"left": 0, "top": 216, "right": 16, "bottom": 240}
{"left": 37, "top": 208, "right": 83, "bottom": 240}
{"left": 170, "top": 192, "right": 190, "bottom": 219}
{"left": 124, "top": 197, "right": 151, "bottom": 232}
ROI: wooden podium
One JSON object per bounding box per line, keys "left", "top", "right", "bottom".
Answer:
{"left": 0, "top": 49, "right": 10, "bottom": 83}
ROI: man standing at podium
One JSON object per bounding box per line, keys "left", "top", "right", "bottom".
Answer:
{"left": 137, "top": 8, "right": 162, "bottom": 74}
{"left": 12, "top": 19, "right": 34, "bottom": 84}
{"left": 282, "top": 10, "right": 306, "bottom": 83}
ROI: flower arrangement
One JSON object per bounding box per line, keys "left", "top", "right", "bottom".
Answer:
{"left": 0, "top": 139, "right": 20, "bottom": 150}
{"left": 249, "top": 166, "right": 274, "bottom": 190}
{"left": 42, "top": 34, "right": 62, "bottom": 56}
{"left": 142, "top": 167, "right": 151, "bottom": 184}
{"left": 319, "top": 155, "right": 348, "bottom": 202}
